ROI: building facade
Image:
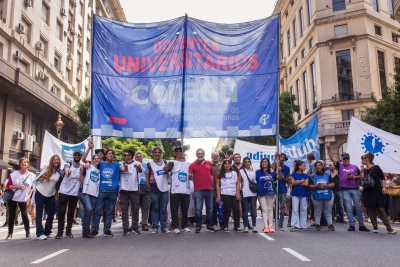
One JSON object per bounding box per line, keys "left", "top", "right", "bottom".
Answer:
{"left": 274, "top": 0, "right": 400, "bottom": 161}
{"left": 0, "top": 0, "right": 125, "bottom": 181}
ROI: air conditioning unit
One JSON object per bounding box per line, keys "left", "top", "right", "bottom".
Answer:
{"left": 24, "top": 0, "right": 32, "bottom": 7}
{"left": 14, "top": 51, "right": 23, "bottom": 60}
{"left": 23, "top": 134, "right": 33, "bottom": 151}
{"left": 16, "top": 23, "right": 25, "bottom": 34}
{"left": 60, "top": 8, "right": 67, "bottom": 16}
{"left": 13, "top": 131, "right": 25, "bottom": 140}
{"left": 37, "top": 71, "right": 45, "bottom": 80}
{"left": 51, "top": 86, "right": 58, "bottom": 94}
{"left": 35, "top": 41, "right": 43, "bottom": 51}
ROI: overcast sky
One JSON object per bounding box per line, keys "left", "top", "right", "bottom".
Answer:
{"left": 117, "top": 0, "right": 276, "bottom": 161}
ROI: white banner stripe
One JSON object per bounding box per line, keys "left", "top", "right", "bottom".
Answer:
{"left": 258, "top": 233, "right": 275, "bottom": 241}
{"left": 31, "top": 249, "right": 69, "bottom": 264}
{"left": 283, "top": 248, "right": 311, "bottom": 262}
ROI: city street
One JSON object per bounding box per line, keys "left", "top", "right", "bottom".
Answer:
{"left": 0, "top": 215, "right": 398, "bottom": 266}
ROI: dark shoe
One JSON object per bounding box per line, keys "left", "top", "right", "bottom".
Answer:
{"left": 234, "top": 228, "right": 243, "bottom": 232}
{"left": 359, "top": 226, "right": 370, "bottom": 232}
{"left": 387, "top": 227, "right": 397, "bottom": 234}
{"left": 195, "top": 228, "right": 201, "bottom": 233}
{"left": 83, "top": 230, "right": 94, "bottom": 238}
{"left": 142, "top": 225, "right": 149, "bottom": 231}
{"left": 223, "top": 227, "right": 230, "bottom": 233}
{"left": 287, "top": 223, "right": 291, "bottom": 227}
{"left": 55, "top": 233, "right": 63, "bottom": 239}
{"left": 2, "top": 222, "right": 8, "bottom": 227}
{"left": 14, "top": 221, "right": 19, "bottom": 226}
{"left": 91, "top": 229, "right": 98, "bottom": 237}
{"left": 66, "top": 232, "right": 74, "bottom": 238}
{"left": 112, "top": 218, "right": 117, "bottom": 222}
{"left": 347, "top": 225, "right": 355, "bottom": 231}
{"left": 328, "top": 225, "right": 335, "bottom": 231}
{"left": 104, "top": 229, "right": 113, "bottom": 237}
{"left": 278, "top": 225, "right": 284, "bottom": 231}
{"left": 25, "top": 233, "right": 31, "bottom": 240}
{"left": 72, "top": 220, "right": 79, "bottom": 225}
{"left": 123, "top": 228, "right": 130, "bottom": 236}
{"left": 290, "top": 227, "right": 300, "bottom": 232}
{"left": 315, "top": 224, "right": 321, "bottom": 231}
{"left": 206, "top": 226, "right": 215, "bottom": 232}
{"left": 132, "top": 228, "right": 141, "bottom": 235}
{"left": 5, "top": 234, "right": 12, "bottom": 240}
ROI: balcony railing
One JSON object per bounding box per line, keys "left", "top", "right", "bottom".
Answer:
{"left": 320, "top": 91, "right": 373, "bottom": 105}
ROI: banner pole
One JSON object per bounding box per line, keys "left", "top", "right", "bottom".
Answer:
{"left": 179, "top": 14, "right": 188, "bottom": 141}
{"left": 275, "top": 12, "right": 281, "bottom": 230}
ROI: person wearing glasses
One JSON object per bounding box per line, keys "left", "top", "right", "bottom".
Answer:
{"left": 56, "top": 150, "right": 84, "bottom": 239}
{"left": 326, "top": 142, "right": 370, "bottom": 232}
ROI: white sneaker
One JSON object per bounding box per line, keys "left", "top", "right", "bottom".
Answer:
{"left": 183, "top": 227, "right": 190, "bottom": 233}
{"left": 377, "top": 218, "right": 383, "bottom": 223}
{"left": 46, "top": 233, "right": 56, "bottom": 238}
{"left": 244, "top": 227, "right": 249, "bottom": 233}
{"left": 173, "top": 228, "right": 180, "bottom": 234}
{"left": 37, "top": 235, "right": 47, "bottom": 240}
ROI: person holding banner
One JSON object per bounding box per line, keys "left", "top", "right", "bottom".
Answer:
{"left": 5, "top": 158, "right": 35, "bottom": 240}
{"left": 216, "top": 159, "right": 241, "bottom": 232}
{"left": 275, "top": 153, "right": 291, "bottom": 231}
{"left": 308, "top": 161, "right": 335, "bottom": 231}
{"left": 79, "top": 154, "right": 101, "bottom": 238}
{"left": 256, "top": 158, "right": 276, "bottom": 233}
{"left": 135, "top": 151, "right": 151, "bottom": 231}
{"left": 326, "top": 142, "right": 370, "bottom": 232}
{"left": 290, "top": 161, "right": 309, "bottom": 232}
{"left": 34, "top": 155, "right": 63, "bottom": 240}
{"left": 360, "top": 153, "right": 397, "bottom": 234}
{"left": 240, "top": 157, "right": 258, "bottom": 233}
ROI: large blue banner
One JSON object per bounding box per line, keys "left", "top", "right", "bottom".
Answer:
{"left": 91, "top": 14, "right": 279, "bottom": 138}
{"left": 280, "top": 116, "right": 320, "bottom": 168}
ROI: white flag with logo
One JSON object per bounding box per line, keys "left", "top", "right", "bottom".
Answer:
{"left": 347, "top": 117, "right": 400, "bottom": 173}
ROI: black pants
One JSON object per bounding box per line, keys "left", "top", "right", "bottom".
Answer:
{"left": 57, "top": 193, "right": 78, "bottom": 234}
{"left": 8, "top": 201, "right": 29, "bottom": 234}
{"left": 221, "top": 195, "right": 240, "bottom": 229}
{"left": 170, "top": 193, "right": 190, "bottom": 229}
{"left": 119, "top": 190, "right": 140, "bottom": 230}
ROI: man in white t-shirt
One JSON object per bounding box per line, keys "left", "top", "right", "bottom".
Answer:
{"left": 56, "top": 150, "right": 83, "bottom": 239}
{"left": 135, "top": 151, "right": 150, "bottom": 231}
{"left": 119, "top": 149, "right": 142, "bottom": 236}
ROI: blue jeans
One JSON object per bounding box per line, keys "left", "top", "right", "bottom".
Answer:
{"left": 93, "top": 191, "right": 118, "bottom": 232}
{"left": 341, "top": 189, "right": 364, "bottom": 227}
{"left": 78, "top": 192, "right": 97, "bottom": 231}
{"left": 333, "top": 191, "right": 344, "bottom": 219}
{"left": 278, "top": 193, "right": 287, "bottom": 226}
{"left": 194, "top": 189, "right": 213, "bottom": 229}
{"left": 150, "top": 191, "right": 169, "bottom": 231}
{"left": 242, "top": 196, "right": 257, "bottom": 228}
{"left": 34, "top": 190, "right": 55, "bottom": 237}
{"left": 312, "top": 196, "right": 334, "bottom": 225}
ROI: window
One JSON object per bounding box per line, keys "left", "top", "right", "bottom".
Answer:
{"left": 301, "top": 49, "right": 305, "bottom": 59}
{"left": 377, "top": 51, "right": 387, "bottom": 95}
{"left": 296, "top": 79, "right": 301, "bottom": 117}
{"left": 333, "top": 0, "right": 346, "bottom": 11}
{"left": 303, "top": 71, "right": 309, "bottom": 115}
{"left": 389, "top": 0, "right": 394, "bottom": 19}
{"left": 309, "top": 38, "right": 314, "bottom": 49}
{"left": 40, "top": 36, "right": 48, "bottom": 58}
{"left": 299, "top": 8, "right": 304, "bottom": 37}
{"left": 65, "top": 95, "right": 71, "bottom": 107}
{"left": 287, "top": 30, "right": 291, "bottom": 55}
{"left": 393, "top": 33, "right": 399, "bottom": 43}
{"left": 289, "top": 66, "right": 292, "bottom": 75}
{"left": 334, "top": 24, "right": 348, "bottom": 36}
{"left": 310, "top": 62, "right": 317, "bottom": 108}
{"left": 372, "top": 0, "right": 379, "bottom": 12}
{"left": 290, "top": 86, "right": 294, "bottom": 95}
{"left": 66, "top": 68, "right": 71, "bottom": 83}
{"left": 295, "top": 58, "right": 298, "bottom": 67}
{"left": 41, "top": 3, "right": 50, "bottom": 25}
{"left": 56, "top": 21, "right": 62, "bottom": 40}
{"left": 31, "top": 121, "right": 39, "bottom": 140}
{"left": 375, "top": 25, "right": 382, "bottom": 36}
{"left": 395, "top": 57, "right": 400, "bottom": 68}
{"left": 14, "top": 111, "right": 24, "bottom": 132}
{"left": 336, "top": 50, "right": 354, "bottom": 101}
{"left": 54, "top": 54, "right": 61, "bottom": 70}
{"left": 293, "top": 19, "right": 297, "bottom": 47}
{"left": 306, "top": 0, "right": 312, "bottom": 25}
{"left": 342, "top": 110, "right": 354, "bottom": 121}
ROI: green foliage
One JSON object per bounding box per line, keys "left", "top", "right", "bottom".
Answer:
{"left": 76, "top": 97, "right": 91, "bottom": 139}
{"left": 360, "top": 65, "right": 400, "bottom": 135}
{"left": 237, "top": 91, "right": 299, "bottom": 146}
{"left": 218, "top": 145, "right": 234, "bottom": 160}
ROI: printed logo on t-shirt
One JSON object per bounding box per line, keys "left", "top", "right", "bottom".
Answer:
{"left": 178, "top": 172, "right": 187, "bottom": 182}
{"left": 156, "top": 170, "right": 166, "bottom": 176}
{"left": 102, "top": 168, "right": 114, "bottom": 179}
{"left": 90, "top": 171, "right": 100, "bottom": 183}
{"left": 224, "top": 173, "right": 233, "bottom": 180}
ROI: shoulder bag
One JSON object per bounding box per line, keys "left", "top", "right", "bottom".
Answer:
{"left": 243, "top": 169, "right": 257, "bottom": 193}
{"left": 3, "top": 173, "right": 31, "bottom": 203}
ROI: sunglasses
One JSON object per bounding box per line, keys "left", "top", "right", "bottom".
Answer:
{"left": 123, "top": 154, "right": 130, "bottom": 157}
{"left": 342, "top": 157, "right": 349, "bottom": 160}
{"left": 74, "top": 153, "right": 81, "bottom": 156}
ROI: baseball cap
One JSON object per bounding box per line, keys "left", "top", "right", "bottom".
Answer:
{"left": 174, "top": 146, "right": 183, "bottom": 152}
{"left": 341, "top": 153, "right": 350, "bottom": 158}
{"left": 73, "top": 149, "right": 82, "bottom": 155}
{"left": 95, "top": 149, "right": 104, "bottom": 155}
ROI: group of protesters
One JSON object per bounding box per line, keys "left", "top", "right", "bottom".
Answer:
{"left": 1, "top": 140, "right": 399, "bottom": 241}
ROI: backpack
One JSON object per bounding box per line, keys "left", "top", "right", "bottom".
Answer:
{"left": 363, "top": 166, "right": 375, "bottom": 189}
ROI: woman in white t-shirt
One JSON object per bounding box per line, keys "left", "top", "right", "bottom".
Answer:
{"left": 34, "top": 155, "right": 63, "bottom": 240}
{"left": 5, "top": 158, "right": 35, "bottom": 240}
{"left": 240, "top": 157, "right": 258, "bottom": 233}
{"left": 79, "top": 154, "right": 101, "bottom": 238}
{"left": 216, "top": 159, "right": 241, "bottom": 232}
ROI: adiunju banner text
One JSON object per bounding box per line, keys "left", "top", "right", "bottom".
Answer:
{"left": 234, "top": 139, "right": 276, "bottom": 167}
{"left": 347, "top": 117, "right": 400, "bottom": 174}
{"left": 40, "top": 131, "right": 94, "bottom": 168}
{"left": 91, "top": 14, "right": 279, "bottom": 138}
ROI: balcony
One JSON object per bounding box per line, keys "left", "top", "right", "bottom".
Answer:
{"left": 320, "top": 91, "right": 373, "bottom": 106}
{"left": 319, "top": 120, "right": 350, "bottom": 137}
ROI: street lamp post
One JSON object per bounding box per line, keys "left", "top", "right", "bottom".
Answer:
{"left": 54, "top": 113, "right": 65, "bottom": 140}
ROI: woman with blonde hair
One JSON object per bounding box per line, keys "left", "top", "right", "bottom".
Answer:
{"left": 5, "top": 158, "right": 35, "bottom": 240}
{"left": 34, "top": 155, "right": 63, "bottom": 240}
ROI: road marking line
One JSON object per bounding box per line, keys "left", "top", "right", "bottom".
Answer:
{"left": 31, "top": 249, "right": 69, "bottom": 264}
{"left": 13, "top": 230, "right": 26, "bottom": 235}
{"left": 258, "top": 233, "right": 275, "bottom": 241}
{"left": 283, "top": 248, "right": 311, "bottom": 261}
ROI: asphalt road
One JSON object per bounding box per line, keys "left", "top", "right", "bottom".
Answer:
{"left": 0, "top": 215, "right": 399, "bottom": 267}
